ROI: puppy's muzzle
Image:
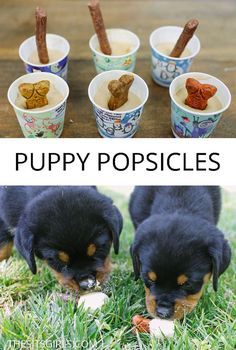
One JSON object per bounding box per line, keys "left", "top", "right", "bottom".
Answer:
{"left": 156, "top": 301, "right": 173, "bottom": 319}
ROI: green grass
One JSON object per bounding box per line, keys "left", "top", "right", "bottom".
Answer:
{"left": 0, "top": 188, "right": 235, "bottom": 350}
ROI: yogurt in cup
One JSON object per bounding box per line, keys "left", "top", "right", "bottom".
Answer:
{"left": 89, "top": 28, "right": 140, "bottom": 73}
{"left": 88, "top": 70, "right": 149, "bottom": 138}
{"left": 8, "top": 72, "right": 69, "bottom": 138}
{"left": 150, "top": 26, "right": 200, "bottom": 87}
{"left": 169, "top": 72, "right": 231, "bottom": 138}
{"left": 19, "top": 34, "right": 70, "bottom": 80}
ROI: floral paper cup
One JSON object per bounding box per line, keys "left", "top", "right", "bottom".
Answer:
{"left": 150, "top": 26, "right": 200, "bottom": 87}
{"left": 19, "top": 34, "right": 70, "bottom": 80}
{"left": 8, "top": 72, "right": 69, "bottom": 138}
{"left": 89, "top": 28, "right": 140, "bottom": 73}
{"left": 88, "top": 70, "right": 149, "bottom": 138}
{"left": 169, "top": 72, "right": 231, "bottom": 138}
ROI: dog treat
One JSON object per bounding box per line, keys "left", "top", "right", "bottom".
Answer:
{"left": 88, "top": 0, "right": 111, "bottom": 55}
{"left": 18, "top": 80, "right": 50, "bottom": 109}
{"left": 132, "top": 315, "right": 175, "bottom": 338}
{"left": 35, "top": 7, "right": 49, "bottom": 64}
{"left": 78, "top": 292, "right": 109, "bottom": 311}
{"left": 108, "top": 74, "right": 134, "bottom": 110}
{"left": 185, "top": 78, "right": 217, "bottom": 110}
{"left": 149, "top": 319, "right": 175, "bottom": 338}
{"left": 170, "top": 19, "right": 199, "bottom": 58}
{"left": 132, "top": 315, "right": 150, "bottom": 333}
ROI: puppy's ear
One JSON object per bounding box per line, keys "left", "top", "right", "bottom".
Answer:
{"left": 130, "top": 243, "right": 140, "bottom": 280}
{"left": 14, "top": 215, "right": 37, "bottom": 274}
{"left": 103, "top": 205, "right": 123, "bottom": 254}
{"left": 208, "top": 231, "right": 231, "bottom": 292}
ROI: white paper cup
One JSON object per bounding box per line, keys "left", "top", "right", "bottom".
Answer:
{"left": 8, "top": 72, "right": 69, "bottom": 138}
{"left": 169, "top": 72, "right": 231, "bottom": 138}
{"left": 19, "top": 34, "right": 70, "bottom": 80}
{"left": 88, "top": 70, "right": 149, "bottom": 138}
{"left": 89, "top": 28, "right": 140, "bottom": 73}
{"left": 150, "top": 26, "right": 200, "bottom": 87}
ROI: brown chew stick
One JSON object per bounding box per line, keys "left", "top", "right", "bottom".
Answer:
{"left": 185, "top": 78, "right": 217, "bottom": 110}
{"left": 108, "top": 74, "right": 134, "bottom": 110}
{"left": 88, "top": 0, "right": 112, "bottom": 55}
{"left": 35, "top": 7, "right": 49, "bottom": 64}
{"left": 170, "top": 19, "right": 199, "bottom": 58}
{"left": 19, "top": 80, "right": 50, "bottom": 109}
{"left": 132, "top": 315, "right": 150, "bottom": 334}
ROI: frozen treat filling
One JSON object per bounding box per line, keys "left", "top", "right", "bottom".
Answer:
{"left": 96, "top": 41, "right": 134, "bottom": 56}
{"left": 28, "top": 49, "right": 64, "bottom": 65}
{"left": 156, "top": 42, "right": 192, "bottom": 58}
{"left": 94, "top": 80, "right": 141, "bottom": 112}
{"left": 175, "top": 84, "right": 222, "bottom": 113}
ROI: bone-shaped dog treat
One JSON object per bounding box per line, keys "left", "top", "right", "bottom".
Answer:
{"left": 19, "top": 80, "right": 50, "bottom": 109}
{"left": 88, "top": 0, "right": 112, "bottom": 55}
{"left": 185, "top": 78, "right": 217, "bottom": 110}
{"left": 35, "top": 7, "right": 49, "bottom": 64}
{"left": 170, "top": 19, "right": 199, "bottom": 58}
{"left": 108, "top": 74, "right": 134, "bottom": 110}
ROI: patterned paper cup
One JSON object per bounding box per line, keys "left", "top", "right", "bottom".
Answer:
{"left": 150, "top": 26, "right": 200, "bottom": 87}
{"left": 19, "top": 34, "right": 70, "bottom": 80}
{"left": 88, "top": 70, "right": 149, "bottom": 138}
{"left": 89, "top": 28, "right": 140, "bottom": 73}
{"left": 8, "top": 72, "right": 69, "bottom": 138}
{"left": 169, "top": 72, "right": 231, "bottom": 138}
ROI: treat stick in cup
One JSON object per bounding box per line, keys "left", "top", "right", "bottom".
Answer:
{"left": 170, "top": 19, "right": 199, "bottom": 58}
{"left": 35, "top": 7, "right": 49, "bottom": 64}
{"left": 88, "top": 0, "right": 112, "bottom": 55}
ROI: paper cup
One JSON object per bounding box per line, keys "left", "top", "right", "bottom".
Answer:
{"left": 19, "top": 34, "right": 70, "bottom": 80}
{"left": 169, "top": 72, "right": 231, "bottom": 138}
{"left": 88, "top": 70, "right": 149, "bottom": 138}
{"left": 8, "top": 72, "right": 69, "bottom": 138}
{"left": 150, "top": 26, "right": 200, "bottom": 87}
{"left": 89, "top": 28, "right": 140, "bottom": 73}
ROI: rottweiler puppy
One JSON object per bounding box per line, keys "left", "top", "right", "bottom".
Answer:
{"left": 129, "top": 186, "right": 231, "bottom": 320}
{"left": 0, "top": 186, "right": 123, "bottom": 291}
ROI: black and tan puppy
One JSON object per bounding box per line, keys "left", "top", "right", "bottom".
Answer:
{"left": 0, "top": 186, "right": 123, "bottom": 291}
{"left": 129, "top": 186, "right": 231, "bottom": 320}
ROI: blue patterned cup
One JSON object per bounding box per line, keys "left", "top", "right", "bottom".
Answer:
{"left": 150, "top": 26, "right": 200, "bottom": 87}
{"left": 89, "top": 29, "right": 140, "bottom": 73}
{"left": 19, "top": 34, "right": 70, "bottom": 80}
{"left": 88, "top": 70, "right": 149, "bottom": 138}
{"left": 8, "top": 72, "right": 69, "bottom": 138}
{"left": 169, "top": 72, "right": 231, "bottom": 138}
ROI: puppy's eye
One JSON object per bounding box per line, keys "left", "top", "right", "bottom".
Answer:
{"left": 183, "top": 281, "right": 192, "bottom": 289}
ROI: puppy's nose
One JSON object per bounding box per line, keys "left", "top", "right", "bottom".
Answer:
{"left": 156, "top": 305, "right": 172, "bottom": 319}
{"left": 78, "top": 277, "right": 96, "bottom": 291}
